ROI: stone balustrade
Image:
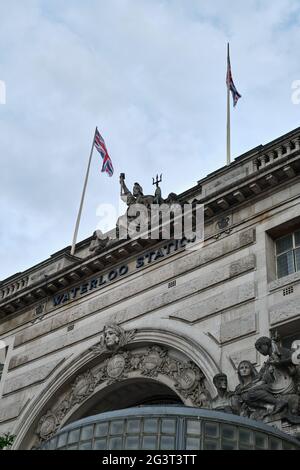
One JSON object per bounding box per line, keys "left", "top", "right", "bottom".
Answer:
{"left": 1, "top": 277, "right": 29, "bottom": 301}
{"left": 253, "top": 137, "right": 300, "bottom": 172}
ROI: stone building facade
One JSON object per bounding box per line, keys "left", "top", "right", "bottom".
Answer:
{"left": 1, "top": 127, "right": 300, "bottom": 449}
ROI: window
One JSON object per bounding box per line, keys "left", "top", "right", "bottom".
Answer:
{"left": 271, "top": 320, "right": 300, "bottom": 351}
{"left": 276, "top": 230, "right": 300, "bottom": 278}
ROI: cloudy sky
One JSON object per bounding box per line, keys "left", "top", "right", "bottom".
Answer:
{"left": 0, "top": 0, "right": 300, "bottom": 280}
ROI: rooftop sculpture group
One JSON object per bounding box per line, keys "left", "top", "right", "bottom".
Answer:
{"left": 119, "top": 173, "right": 178, "bottom": 208}
{"left": 89, "top": 174, "right": 180, "bottom": 254}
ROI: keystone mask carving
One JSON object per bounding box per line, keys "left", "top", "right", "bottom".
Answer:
{"left": 90, "top": 323, "right": 137, "bottom": 355}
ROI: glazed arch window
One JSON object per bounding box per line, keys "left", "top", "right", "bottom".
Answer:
{"left": 275, "top": 230, "right": 300, "bottom": 278}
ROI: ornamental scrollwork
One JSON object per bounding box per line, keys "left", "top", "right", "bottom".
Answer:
{"left": 36, "top": 342, "right": 210, "bottom": 445}
{"left": 36, "top": 411, "right": 59, "bottom": 442}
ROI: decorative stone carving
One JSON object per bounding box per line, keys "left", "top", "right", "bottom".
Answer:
{"left": 291, "top": 340, "right": 300, "bottom": 365}
{"left": 56, "top": 398, "right": 71, "bottom": 421}
{"left": 106, "top": 352, "right": 132, "bottom": 384}
{"left": 212, "top": 373, "right": 233, "bottom": 413}
{"left": 89, "top": 323, "right": 137, "bottom": 356}
{"left": 253, "top": 335, "right": 300, "bottom": 423}
{"left": 89, "top": 230, "right": 112, "bottom": 254}
{"left": 214, "top": 216, "right": 233, "bottom": 240}
{"left": 31, "top": 303, "right": 47, "bottom": 324}
{"left": 71, "top": 371, "right": 97, "bottom": 405}
{"left": 232, "top": 360, "right": 287, "bottom": 421}
{"left": 120, "top": 173, "right": 179, "bottom": 209}
{"left": 36, "top": 340, "right": 210, "bottom": 445}
{"left": 255, "top": 335, "right": 297, "bottom": 395}
{"left": 174, "top": 364, "right": 198, "bottom": 392}
{"left": 37, "top": 411, "right": 59, "bottom": 441}
{"left": 164, "top": 192, "right": 179, "bottom": 205}
{"left": 35, "top": 303, "right": 45, "bottom": 317}
{"left": 140, "top": 346, "right": 167, "bottom": 377}
{"left": 173, "top": 361, "right": 210, "bottom": 408}
{"left": 107, "top": 354, "right": 126, "bottom": 379}
{"left": 214, "top": 334, "right": 300, "bottom": 425}
{"left": 35, "top": 330, "right": 300, "bottom": 448}
{"left": 217, "top": 217, "right": 230, "bottom": 231}
{"left": 117, "top": 173, "right": 182, "bottom": 239}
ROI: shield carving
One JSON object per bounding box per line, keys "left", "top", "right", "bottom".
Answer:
{"left": 72, "top": 373, "right": 93, "bottom": 399}
{"left": 107, "top": 354, "right": 126, "bottom": 379}
{"left": 175, "top": 368, "right": 197, "bottom": 391}
{"left": 142, "top": 350, "right": 163, "bottom": 372}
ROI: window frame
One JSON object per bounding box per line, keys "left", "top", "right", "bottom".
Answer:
{"left": 275, "top": 230, "right": 300, "bottom": 279}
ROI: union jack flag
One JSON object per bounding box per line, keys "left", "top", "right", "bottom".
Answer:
{"left": 226, "top": 47, "right": 241, "bottom": 107}
{"left": 94, "top": 128, "right": 114, "bottom": 177}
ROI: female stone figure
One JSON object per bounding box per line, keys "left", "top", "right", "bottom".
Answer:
{"left": 233, "top": 360, "right": 286, "bottom": 420}
{"left": 103, "top": 324, "right": 123, "bottom": 350}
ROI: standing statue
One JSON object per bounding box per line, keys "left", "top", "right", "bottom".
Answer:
{"left": 212, "top": 373, "right": 233, "bottom": 413}
{"left": 232, "top": 360, "right": 287, "bottom": 420}
{"left": 152, "top": 174, "right": 163, "bottom": 205}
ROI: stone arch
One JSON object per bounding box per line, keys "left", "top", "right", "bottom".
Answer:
{"left": 65, "top": 377, "right": 184, "bottom": 423}
{"left": 12, "top": 327, "right": 219, "bottom": 449}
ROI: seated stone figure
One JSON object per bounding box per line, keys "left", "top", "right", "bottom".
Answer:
{"left": 233, "top": 360, "right": 287, "bottom": 420}
{"left": 212, "top": 373, "right": 233, "bottom": 413}
{"left": 119, "top": 173, "right": 178, "bottom": 208}
{"left": 120, "top": 174, "right": 154, "bottom": 208}
{"left": 89, "top": 230, "right": 110, "bottom": 254}
{"left": 255, "top": 335, "right": 300, "bottom": 421}
{"left": 255, "top": 336, "right": 297, "bottom": 392}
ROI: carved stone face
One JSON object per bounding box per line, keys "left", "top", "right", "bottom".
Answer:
{"left": 238, "top": 361, "right": 251, "bottom": 377}
{"left": 104, "top": 328, "right": 120, "bottom": 348}
{"left": 215, "top": 376, "right": 227, "bottom": 391}
{"left": 133, "top": 183, "right": 143, "bottom": 197}
{"left": 256, "top": 343, "right": 270, "bottom": 356}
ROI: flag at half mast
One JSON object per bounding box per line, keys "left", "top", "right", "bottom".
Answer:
{"left": 226, "top": 45, "right": 241, "bottom": 107}
{"left": 94, "top": 128, "right": 114, "bottom": 177}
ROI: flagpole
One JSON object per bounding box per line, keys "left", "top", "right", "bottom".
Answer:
{"left": 227, "top": 42, "right": 231, "bottom": 166}
{"left": 70, "top": 127, "right": 97, "bottom": 256}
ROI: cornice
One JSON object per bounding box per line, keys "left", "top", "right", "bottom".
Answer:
{"left": 0, "top": 238, "right": 158, "bottom": 318}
